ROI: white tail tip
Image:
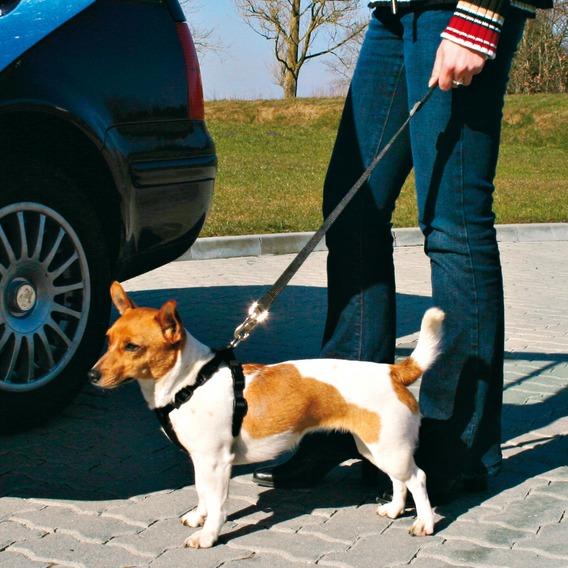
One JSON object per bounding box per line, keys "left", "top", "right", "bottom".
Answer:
{"left": 411, "top": 308, "right": 445, "bottom": 373}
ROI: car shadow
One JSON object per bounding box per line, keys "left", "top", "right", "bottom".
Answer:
{"left": 1, "top": 284, "right": 566, "bottom": 539}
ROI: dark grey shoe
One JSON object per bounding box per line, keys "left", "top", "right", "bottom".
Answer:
{"left": 252, "top": 432, "right": 360, "bottom": 489}
{"left": 253, "top": 455, "right": 341, "bottom": 488}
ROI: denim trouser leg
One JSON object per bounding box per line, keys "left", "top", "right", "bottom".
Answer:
{"left": 322, "top": 12, "right": 412, "bottom": 364}
{"left": 403, "top": 10, "right": 525, "bottom": 478}
{"left": 322, "top": 9, "right": 525, "bottom": 477}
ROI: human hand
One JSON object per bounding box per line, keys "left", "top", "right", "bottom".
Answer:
{"left": 429, "top": 39, "right": 487, "bottom": 91}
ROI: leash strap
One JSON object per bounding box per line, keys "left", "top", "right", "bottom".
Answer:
{"left": 154, "top": 348, "right": 249, "bottom": 450}
{"left": 229, "top": 86, "right": 436, "bottom": 348}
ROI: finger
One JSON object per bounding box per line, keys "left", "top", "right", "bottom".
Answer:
{"left": 455, "top": 74, "right": 472, "bottom": 87}
{"left": 453, "top": 60, "right": 473, "bottom": 87}
{"left": 438, "top": 65, "right": 454, "bottom": 91}
{"left": 472, "top": 63, "right": 485, "bottom": 76}
{"left": 465, "top": 57, "right": 486, "bottom": 79}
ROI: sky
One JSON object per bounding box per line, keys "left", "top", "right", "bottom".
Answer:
{"left": 184, "top": 0, "right": 369, "bottom": 100}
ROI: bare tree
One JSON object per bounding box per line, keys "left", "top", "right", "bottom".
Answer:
{"left": 234, "top": 0, "right": 366, "bottom": 98}
{"left": 180, "top": 0, "right": 225, "bottom": 56}
{"left": 326, "top": 4, "right": 568, "bottom": 96}
{"left": 509, "top": 2, "right": 568, "bottom": 93}
{"left": 324, "top": 24, "right": 365, "bottom": 95}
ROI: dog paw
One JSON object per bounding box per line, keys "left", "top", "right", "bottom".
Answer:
{"left": 184, "top": 530, "right": 216, "bottom": 549}
{"left": 408, "top": 518, "right": 434, "bottom": 537}
{"left": 377, "top": 503, "right": 404, "bottom": 519}
{"left": 181, "top": 510, "right": 206, "bottom": 528}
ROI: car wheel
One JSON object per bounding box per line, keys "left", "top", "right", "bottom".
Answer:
{"left": 0, "top": 164, "right": 111, "bottom": 433}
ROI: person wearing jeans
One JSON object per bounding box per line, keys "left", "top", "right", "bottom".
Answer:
{"left": 253, "top": 0, "right": 552, "bottom": 498}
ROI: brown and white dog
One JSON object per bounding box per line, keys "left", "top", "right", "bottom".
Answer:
{"left": 91, "top": 282, "right": 445, "bottom": 549}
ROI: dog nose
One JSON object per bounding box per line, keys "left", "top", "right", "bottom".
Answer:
{"left": 88, "top": 368, "right": 102, "bottom": 384}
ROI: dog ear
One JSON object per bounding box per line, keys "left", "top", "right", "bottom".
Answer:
{"left": 157, "top": 300, "right": 184, "bottom": 345}
{"left": 110, "top": 281, "right": 135, "bottom": 315}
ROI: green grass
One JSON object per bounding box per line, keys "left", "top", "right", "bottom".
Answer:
{"left": 202, "top": 94, "right": 568, "bottom": 237}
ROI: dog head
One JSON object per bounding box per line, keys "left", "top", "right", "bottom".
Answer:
{"left": 89, "top": 282, "right": 185, "bottom": 389}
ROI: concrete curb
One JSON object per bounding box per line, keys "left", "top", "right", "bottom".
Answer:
{"left": 178, "top": 222, "right": 568, "bottom": 261}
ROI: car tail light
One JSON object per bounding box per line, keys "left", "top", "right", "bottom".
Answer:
{"left": 176, "top": 22, "right": 205, "bottom": 121}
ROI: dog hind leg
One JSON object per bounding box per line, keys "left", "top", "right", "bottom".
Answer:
{"left": 377, "top": 478, "right": 407, "bottom": 519}
{"left": 405, "top": 465, "right": 434, "bottom": 536}
{"left": 353, "top": 434, "right": 374, "bottom": 465}
{"left": 354, "top": 435, "right": 406, "bottom": 518}
{"left": 366, "top": 445, "right": 434, "bottom": 536}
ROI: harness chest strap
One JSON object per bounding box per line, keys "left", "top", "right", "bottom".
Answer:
{"left": 154, "top": 348, "right": 248, "bottom": 452}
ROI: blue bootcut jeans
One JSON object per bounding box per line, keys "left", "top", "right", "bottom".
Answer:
{"left": 320, "top": 8, "right": 526, "bottom": 481}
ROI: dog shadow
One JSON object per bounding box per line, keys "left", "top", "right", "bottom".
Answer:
{"left": 219, "top": 460, "right": 383, "bottom": 543}
{"left": 0, "top": 286, "right": 430, "bottom": 502}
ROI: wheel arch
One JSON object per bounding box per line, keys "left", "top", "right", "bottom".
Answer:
{"left": 0, "top": 108, "right": 123, "bottom": 273}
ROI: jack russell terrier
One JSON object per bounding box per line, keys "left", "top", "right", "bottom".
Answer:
{"left": 90, "top": 282, "right": 444, "bottom": 549}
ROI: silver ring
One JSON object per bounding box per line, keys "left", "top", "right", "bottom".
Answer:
{"left": 452, "top": 80, "right": 464, "bottom": 87}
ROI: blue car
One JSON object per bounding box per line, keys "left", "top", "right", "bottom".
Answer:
{"left": 0, "top": 0, "right": 216, "bottom": 432}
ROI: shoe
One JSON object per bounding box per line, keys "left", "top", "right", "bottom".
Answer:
{"left": 253, "top": 455, "right": 341, "bottom": 488}
{"left": 461, "top": 474, "right": 489, "bottom": 493}
{"left": 360, "top": 460, "right": 390, "bottom": 488}
{"left": 253, "top": 432, "right": 359, "bottom": 489}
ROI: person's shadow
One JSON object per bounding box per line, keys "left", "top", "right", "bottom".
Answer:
{"left": 1, "top": 284, "right": 566, "bottom": 540}
{"left": 434, "top": 380, "right": 568, "bottom": 531}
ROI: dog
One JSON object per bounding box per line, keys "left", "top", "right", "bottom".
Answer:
{"left": 90, "top": 282, "right": 444, "bottom": 549}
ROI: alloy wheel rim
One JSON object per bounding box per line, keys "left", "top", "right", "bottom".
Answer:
{"left": 0, "top": 203, "right": 91, "bottom": 392}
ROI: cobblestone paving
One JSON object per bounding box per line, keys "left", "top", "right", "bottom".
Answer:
{"left": 1, "top": 242, "right": 567, "bottom": 567}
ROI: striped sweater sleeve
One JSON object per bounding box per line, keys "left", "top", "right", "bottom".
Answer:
{"left": 441, "top": 0, "right": 506, "bottom": 60}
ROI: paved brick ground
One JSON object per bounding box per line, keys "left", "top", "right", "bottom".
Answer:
{"left": 1, "top": 242, "right": 567, "bottom": 568}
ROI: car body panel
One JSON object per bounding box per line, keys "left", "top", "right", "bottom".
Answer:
{"left": 0, "top": 0, "right": 96, "bottom": 73}
{"left": 0, "top": 0, "right": 190, "bottom": 141}
{"left": 0, "top": 0, "right": 216, "bottom": 280}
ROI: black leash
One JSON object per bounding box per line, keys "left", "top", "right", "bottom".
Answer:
{"left": 155, "top": 87, "right": 435, "bottom": 447}
{"left": 228, "top": 86, "right": 436, "bottom": 349}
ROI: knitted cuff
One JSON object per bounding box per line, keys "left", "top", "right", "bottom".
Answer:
{"left": 441, "top": 0, "right": 506, "bottom": 60}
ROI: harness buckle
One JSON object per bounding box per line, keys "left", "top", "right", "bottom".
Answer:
{"left": 174, "top": 388, "right": 193, "bottom": 406}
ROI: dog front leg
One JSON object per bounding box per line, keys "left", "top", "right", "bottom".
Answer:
{"left": 184, "top": 453, "right": 232, "bottom": 549}
{"left": 181, "top": 492, "right": 207, "bottom": 528}
{"left": 181, "top": 453, "right": 215, "bottom": 527}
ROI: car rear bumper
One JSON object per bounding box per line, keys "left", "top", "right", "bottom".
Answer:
{"left": 130, "top": 155, "right": 216, "bottom": 187}
{"left": 103, "top": 119, "right": 216, "bottom": 280}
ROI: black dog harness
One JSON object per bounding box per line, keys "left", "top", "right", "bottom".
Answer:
{"left": 154, "top": 348, "right": 248, "bottom": 452}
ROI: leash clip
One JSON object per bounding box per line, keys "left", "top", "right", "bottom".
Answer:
{"left": 228, "top": 302, "right": 269, "bottom": 349}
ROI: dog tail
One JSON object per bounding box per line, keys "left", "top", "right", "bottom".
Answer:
{"left": 390, "top": 307, "right": 445, "bottom": 386}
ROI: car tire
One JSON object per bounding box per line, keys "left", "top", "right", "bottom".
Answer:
{"left": 0, "top": 162, "right": 111, "bottom": 433}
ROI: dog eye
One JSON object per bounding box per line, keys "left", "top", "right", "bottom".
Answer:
{"left": 125, "top": 342, "right": 140, "bottom": 352}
